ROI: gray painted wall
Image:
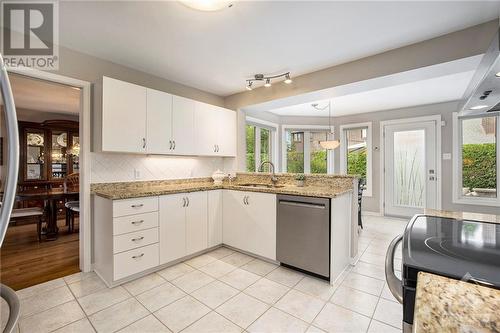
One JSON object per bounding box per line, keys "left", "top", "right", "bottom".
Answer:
{"left": 244, "top": 101, "right": 499, "bottom": 215}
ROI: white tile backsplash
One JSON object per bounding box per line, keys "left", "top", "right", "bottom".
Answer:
{"left": 91, "top": 153, "right": 232, "bottom": 183}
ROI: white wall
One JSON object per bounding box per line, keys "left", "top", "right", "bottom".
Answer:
{"left": 242, "top": 101, "right": 500, "bottom": 216}
{"left": 91, "top": 153, "right": 229, "bottom": 183}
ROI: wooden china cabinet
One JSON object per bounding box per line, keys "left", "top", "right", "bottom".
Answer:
{"left": 17, "top": 120, "right": 80, "bottom": 218}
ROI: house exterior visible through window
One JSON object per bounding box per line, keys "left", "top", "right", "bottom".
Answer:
{"left": 340, "top": 122, "right": 373, "bottom": 196}
{"left": 284, "top": 128, "right": 332, "bottom": 174}
{"left": 453, "top": 113, "right": 499, "bottom": 206}
{"left": 246, "top": 121, "right": 277, "bottom": 172}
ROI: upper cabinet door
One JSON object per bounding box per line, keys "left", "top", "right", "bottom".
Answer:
{"left": 217, "top": 107, "right": 237, "bottom": 157}
{"left": 172, "top": 96, "right": 195, "bottom": 155}
{"left": 194, "top": 102, "right": 218, "bottom": 156}
{"left": 102, "top": 77, "right": 147, "bottom": 153}
{"left": 146, "top": 88, "right": 173, "bottom": 154}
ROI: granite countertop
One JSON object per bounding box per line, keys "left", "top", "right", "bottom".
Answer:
{"left": 413, "top": 272, "right": 500, "bottom": 333}
{"left": 424, "top": 209, "right": 500, "bottom": 224}
{"left": 91, "top": 174, "right": 356, "bottom": 200}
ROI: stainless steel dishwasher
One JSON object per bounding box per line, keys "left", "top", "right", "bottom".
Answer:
{"left": 276, "top": 194, "right": 330, "bottom": 279}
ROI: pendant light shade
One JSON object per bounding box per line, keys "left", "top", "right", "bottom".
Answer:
{"left": 319, "top": 139, "right": 340, "bottom": 150}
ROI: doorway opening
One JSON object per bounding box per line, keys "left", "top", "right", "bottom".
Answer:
{"left": 0, "top": 73, "right": 82, "bottom": 290}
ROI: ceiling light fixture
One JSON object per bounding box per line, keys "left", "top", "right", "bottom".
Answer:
{"left": 180, "top": 0, "right": 233, "bottom": 11}
{"left": 312, "top": 101, "right": 340, "bottom": 150}
{"left": 245, "top": 72, "right": 292, "bottom": 90}
{"left": 496, "top": 72, "right": 500, "bottom": 77}
{"left": 470, "top": 105, "right": 489, "bottom": 110}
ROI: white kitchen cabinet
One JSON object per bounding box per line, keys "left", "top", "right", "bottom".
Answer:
{"left": 222, "top": 190, "right": 276, "bottom": 260}
{"left": 172, "top": 96, "right": 196, "bottom": 155}
{"left": 146, "top": 88, "right": 173, "bottom": 154}
{"left": 208, "top": 190, "right": 223, "bottom": 247}
{"left": 195, "top": 102, "right": 237, "bottom": 157}
{"left": 186, "top": 191, "right": 208, "bottom": 255}
{"left": 159, "top": 191, "right": 208, "bottom": 264}
{"left": 102, "top": 76, "right": 147, "bottom": 153}
{"left": 159, "top": 193, "right": 187, "bottom": 264}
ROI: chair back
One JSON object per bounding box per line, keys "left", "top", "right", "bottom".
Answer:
{"left": 64, "top": 173, "right": 79, "bottom": 186}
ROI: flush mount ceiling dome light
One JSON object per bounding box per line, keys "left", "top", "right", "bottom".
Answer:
{"left": 312, "top": 102, "right": 340, "bottom": 150}
{"left": 246, "top": 72, "right": 292, "bottom": 90}
{"left": 181, "top": 0, "right": 233, "bottom": 11}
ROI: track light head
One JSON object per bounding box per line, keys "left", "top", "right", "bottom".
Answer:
{"left": 284, "top": 73, "right": 292, "bottom": 84}
{"left": 264, "top": 78, "right": 271, "bottom": 87}
{"left": 246, "top": 81, "right": 253, "bottom": 91}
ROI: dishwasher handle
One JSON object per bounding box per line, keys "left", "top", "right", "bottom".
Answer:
{"left": 385, "top": 234, "right": 403, "bottom": 304}
{"left": 278, "top": 200, "right": 325, "bottom": 209}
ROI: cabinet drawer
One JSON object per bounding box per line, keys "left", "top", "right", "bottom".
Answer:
{"left": 113, "top": 211, "right": 158, "bottom": 235}
{"left": 113, "top": 243, "right": 159, "bottom": 280}
{"left": 113, "top": 197, "right": 158, "bottom": 217}
{"left": 113, "top": 227, "right": 158, "bottom": 254}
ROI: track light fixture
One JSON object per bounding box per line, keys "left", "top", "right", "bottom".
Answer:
{"left": 245, "top": 72, "right": 292, "bottom": 90}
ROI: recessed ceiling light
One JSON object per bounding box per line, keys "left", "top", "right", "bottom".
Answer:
{"left": 181, "top": 0, "right": 233, "bottom": 11}
{"left": 496, "top": 72, "right": 500, "bottom": 77}
{"left": 470, "top": 105, "right": 489, "bottom": 110}
{"left": 264, "top": 78, "right": 272, "bottom": 88}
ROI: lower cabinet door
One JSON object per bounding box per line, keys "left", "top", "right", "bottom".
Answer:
{"left": 208, "top": 190, "right": 223, "bottom": 247}
{"left": 159, "top": 194, "right": 186, "bottom": 264}
{"left": 113, "top": 243, "right": 159, "bottom": 281}
{"left": 247, "top": 192, "right": 277, "bottom": 260}
{"left": 222, "top": 190, "right": 251, "bottom": 252}
{"left": 186, "top": 191, "right": 208, "bottom": 255}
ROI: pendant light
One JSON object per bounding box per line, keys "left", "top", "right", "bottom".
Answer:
{"left": 313, "top": 101, "right": 340, "bottom": 150}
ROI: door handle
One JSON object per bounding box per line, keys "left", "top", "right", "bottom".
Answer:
{"left": 142, "top": 137, "right": 146, "bottom": 149}
{"left": 169, "top": 140, "right": 172, "bottom": 150}
{"left": 243, "top": 196, "right": 246, "bottom": 205}
{"left": 182, "top": 197, "right": 186, "bottom": 207}
{"left": 0, "top": 54, "right": 20, "bottom": 247}
{"left": 172, "top": 140, "right": 176, "bottom": 150}
{"left": 385, "top": 234, "right": 403, "bottom": 304}
{"left": 186, "top": 197, "right": 190, "bottom": 207}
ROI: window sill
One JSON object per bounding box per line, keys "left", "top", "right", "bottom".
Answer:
{"left": 453, "top": 197, "right": 500, "bottom": 207}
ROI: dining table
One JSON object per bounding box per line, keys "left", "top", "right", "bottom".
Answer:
{"left": 15, "top": 188, "right": 79, "bottom": 240}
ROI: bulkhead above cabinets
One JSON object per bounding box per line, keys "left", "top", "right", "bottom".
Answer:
{"left": 101, "top": 76, "right": 236, "bottom": 157}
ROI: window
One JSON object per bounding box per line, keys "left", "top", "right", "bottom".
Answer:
{"left": 245, "top": 118, "right": 277, "bottom": 172}
{"left": 453, "top": 113, "right": 499, "bottom": 206}
{"left": 340, "top": 123, "right": 372, "bottom": 196}
{"left": 283, "top": 127, "right": 332, "bottom": 174}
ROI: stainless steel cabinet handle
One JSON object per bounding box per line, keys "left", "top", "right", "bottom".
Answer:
{"left": 385, "top": 234, "right": 403, "bottom": 304}
{"left": 132, "top": 253, "right": 144, "bottom": 259}
{"left": 131, "top": 220, "right": 144, "bottom": 225}
{"left": 0, "top": 55, "right": 20, "bottom": 248}
{"left": 279, "top": 200, "right": 325, "bottom": 209}
{"left": 246, "top": 196, "right": 249, "bottom": 205}
{"left": 142, "top": 138, "right": 146, "bottom": 149}
{"left": 131, "top": 204, "right": 144, "bottom": 208}
{"left": 186, "top": 197, "right": 190, "bottom": 207}
{"left": 217, "top": 145, "right": 220, "bottom": 152}
{"left": 172, "top": 140, "right": 176, "bottom": 150}
{"left": 214, "top": 145, "right": 216, "bottom": 152}
{"left": 182, "top": 197, "right": 186, "bottom": 207}
{"left": 243, "top": 196, "right": 246, "bottom": 205}
{"left": 169, "top": 140, "right": 173, "bottom": 150}
{"left": 131, "top": 236, "right": 144, "bottom": 242}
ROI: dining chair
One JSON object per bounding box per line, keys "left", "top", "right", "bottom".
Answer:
{"left": 64, "top": 173, "right": 79, "bottom": 233}
{"left": 0, "top": 202, "right": 44, "bottom": 241}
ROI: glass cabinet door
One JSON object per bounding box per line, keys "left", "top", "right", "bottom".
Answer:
{"left": 26, "top": 130, "right": 46, "bottom": 180}
{"left": 51, "top": 131, "right": 68, "bottom": 179}
{"left": 70, "top": 135, "right": 79, "bottom": 173}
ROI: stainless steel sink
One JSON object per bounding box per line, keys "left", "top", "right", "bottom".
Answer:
{"left": 237, "top": 183, "right": 285, "bottom": 189}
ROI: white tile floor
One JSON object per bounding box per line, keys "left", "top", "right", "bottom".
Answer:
{"left": 1, "top": 215, "right": 408, "bottom": 333}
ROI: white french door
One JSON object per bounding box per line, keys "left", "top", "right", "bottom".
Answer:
{"left": 384, "top": 120, "right": 438, "bottom": 217}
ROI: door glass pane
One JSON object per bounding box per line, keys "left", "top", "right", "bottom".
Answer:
{"left": 51, "top": 131, "right": 67, "bottom": 179}
{"left": 246, "top": 125, "right": 256, "bottom": 172}
{"left": 26, "top": 131, "right": 46, "bottom": 180}
{"left": 346, "top": 128, "right": 368, "bottom": 187}
{"left": 461, "top": 116, "right": 497, "bottom": 198}
{"left": 71, "top": 136, "right": 80, "bottom": 173}
{"left": 260, "top": 128, "right": 271, "bottom": 172}
{"left": 286, "top": 130, "right": 304, "bottom": 173}
{"left": 310, "top": 131, "right": 327, "bottom": 174}
{"left": 393, "top": 130, "right": 425, "bottom": 207}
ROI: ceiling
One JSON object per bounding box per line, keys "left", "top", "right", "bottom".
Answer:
{"left": 5, "top": 74, "right": 81, "bottom": 114}
{"left": 58, "top": 1, "right": 499, "bottom": 96}
{"left": 268, "top": 70, "right": 475, "bottom": 117}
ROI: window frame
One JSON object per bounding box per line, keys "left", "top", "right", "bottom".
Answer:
{"left": 340, "top": 122, "right": 373, "bottom": 197}
{"left": 246, "top": 116, "right": 279, "bottom": 172}
{"left": 281, "top": 125, "right": 334, "bottom": 174}
{"left": 452, "top": 112, "right": 500, "bottom": 207}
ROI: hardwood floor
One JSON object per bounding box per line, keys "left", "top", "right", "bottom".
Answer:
{"left": 0, "top": 219, "right": 80, "bottom": 290}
